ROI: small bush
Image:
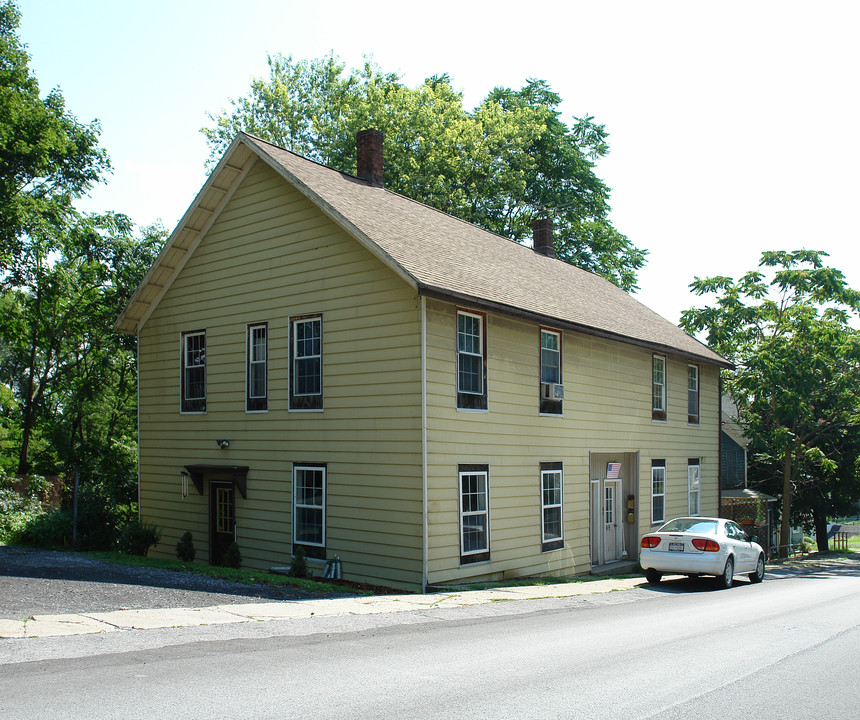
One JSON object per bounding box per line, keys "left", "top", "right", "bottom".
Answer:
{"left": 0, "top": 488, "right": 44, "bottom": 542}
{"left": 224, "top": 542, "right": 241, "bottom": 569}
{"left": 176, "top": 531, "right": 196, "bottom": 562}
{"left": 14, "top": 508, "right": 73, "bottom": 548}
{"left": 117, "top": 520, "right": 161, "bottom": 556}
{"left": 289, "top": 545, "right": 308, "bottom": 578}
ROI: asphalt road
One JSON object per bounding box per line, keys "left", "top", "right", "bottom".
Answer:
{"left": 1, "top": 553, "right": 858, "bottom": 719}
{"left": 0, "top": 546, "right": 313, "bottom": 618}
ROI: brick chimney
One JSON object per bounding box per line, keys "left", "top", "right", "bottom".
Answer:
{"left": 532, "top": 218, "right": 554, "bottom": 258}
{"left": 356, "top": 129, "right": 384, "bottom": 188}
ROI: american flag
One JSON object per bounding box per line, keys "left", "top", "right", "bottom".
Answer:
{"left": 606, "top": 462, "right": 621, "bottom": 479}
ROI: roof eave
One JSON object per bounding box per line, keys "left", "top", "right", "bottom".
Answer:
{"left": 418, "top": 284, "right": 733, "bottom": 369}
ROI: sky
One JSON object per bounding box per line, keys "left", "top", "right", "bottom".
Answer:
{"left": 16, "top": 0, "right": 860, "bottom": 326}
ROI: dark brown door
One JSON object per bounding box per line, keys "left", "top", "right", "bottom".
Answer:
{"left": 209, "top": 481, "right": 235, "bottom": 565}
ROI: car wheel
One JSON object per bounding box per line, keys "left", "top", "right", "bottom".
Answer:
{"left": 645, "top": 568, "right": 662, "bottom": 584}
{"left": 716, "top": 556, "right": 734, "bottom": 589}
{"left": 748, "top": 554, "right": 765, "bottom": 583}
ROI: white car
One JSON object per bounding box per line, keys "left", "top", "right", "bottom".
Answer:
{"left": 639, "top": 517, "right": 765, "bottom": 589}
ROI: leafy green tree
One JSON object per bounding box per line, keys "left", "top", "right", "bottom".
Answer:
{"left": 0, "top": 1, "right": 108, "bottom": 272}
{"left": 0, "top": 2, "right": 166, "bottom": 549}
{"left": 204, "top": 54, "right": 646, "bottom": 291}
{"left": 681, "top": 250, "right": 860, "bottom": 555}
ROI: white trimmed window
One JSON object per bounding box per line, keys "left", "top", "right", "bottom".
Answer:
{"left": 181, "top": 330, "right": 206, "bottom": 413}
{"left": 293, "top": 465, "right": 326, "bottom": 558}
{"left": 688, "top": 459, "right": 701, "bottom": 516}
{"left": 541, "top": 465, "right": 563, "bottom": 551}
{"left": 456, "top": 310, "right": 487, "bottom": 410}
{"left": 687, "top": 364, "right": 700, "bottom": 424}
{"left": 652, "top": 354, "right": 667, "bottom": 421}
{"left": 651, "top": 460, "right": 666, "bottom": 524}
{"left": 247, "top": 323, "right": 267, "bottom": 412}
{"left": 459, "top": 466, "right": 489, "bottom": 563}
{"left": 540, "top": 329, "right": 563, "bottom": 415}
{"left": 290, "top": 315, "right": 322, "bottom": 410}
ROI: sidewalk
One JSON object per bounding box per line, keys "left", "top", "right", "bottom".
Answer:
{"left": 0, "top": 576, "right": 645, "bottom": 639}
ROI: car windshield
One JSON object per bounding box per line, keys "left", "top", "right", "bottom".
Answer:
{"left": 659, "top": 518, "right": 718, "bottom": 535}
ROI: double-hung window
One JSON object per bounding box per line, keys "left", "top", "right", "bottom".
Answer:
{"left": 540, "top": 329, "right": 563, "bottom": 415}
{"left": 540, "top": 462, "right": 563, "bottom": 551}
{"left": 181, "top": 330, "right": 206, "bottom": 413}
{"left": 247, "top": 323, "right": 267, "bottom": 412}
{"left": 652, "top": 354, "right": 667, "bottom": 421}
{"left": 651, "top": 459, "right": 666, "bottom": 524}
{"left": 456, "top": 310, "right": 487, "bottom": 410}
{"left": 459, "top": 465, "right": 489, "bottom": 564}
{"left": 688, "top": 459, "right": 701, "bottom": 515}
{"left": 687, "top": 364, "right": 700, "bottom": 424}
{"left": 293, "top": 464, "right": 326, "bottom": 559}
{"left": 290, "top": 315, "right": 322, "bottom": 410}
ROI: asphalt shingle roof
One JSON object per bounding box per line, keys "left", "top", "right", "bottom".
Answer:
{"left": 117, "top": 132, "right": 728, "bottom": 367}
{"left": 244, "top": 134, "right": 727, "bottom": 366}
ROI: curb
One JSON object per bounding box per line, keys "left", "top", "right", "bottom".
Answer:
{"left": 0, "top": 576, "right": 646, "bottom": 639}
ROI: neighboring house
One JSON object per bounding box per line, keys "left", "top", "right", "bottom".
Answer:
{"left": 115, "top": 130, "right": 731, "bottom": 591}
{"left": 719, "top": 395, "right": 778, "bottom": 555}
{"left": 720, "top": 396, "right": 748, "bottom": 491}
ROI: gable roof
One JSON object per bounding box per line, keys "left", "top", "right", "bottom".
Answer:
{"left": 116, "top": 132, "right": 729, "bottom": 368}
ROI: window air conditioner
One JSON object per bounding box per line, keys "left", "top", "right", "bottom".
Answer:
{"left": 541, "top": 382, "right": 565, "bottom": 400}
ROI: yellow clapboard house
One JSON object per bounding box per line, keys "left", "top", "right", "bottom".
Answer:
{"left": 116, "top": 131, "right": 730, "bottom": 591}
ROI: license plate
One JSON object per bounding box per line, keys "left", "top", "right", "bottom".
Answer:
{"left": 668, "top": 542, "right": 684, "bottom": 552}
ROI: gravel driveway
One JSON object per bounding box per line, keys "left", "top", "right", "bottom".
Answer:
{"left": 0, "top": 546, "right": 314, "bottom": 620}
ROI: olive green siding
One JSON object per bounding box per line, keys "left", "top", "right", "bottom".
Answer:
{"left": 138, "top": 160, "right": 424, "bottom": 588}
{"left": 135, "top": 157, "right": 721, "bottom": 592}
{"left": 423, "top": 299, "right": 720, "bottom": 587}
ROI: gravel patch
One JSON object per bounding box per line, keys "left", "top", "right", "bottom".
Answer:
{"left": 0, "top": 546, "right": 315, "bottom": 620}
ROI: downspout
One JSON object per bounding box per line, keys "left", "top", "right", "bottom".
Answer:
{"left": 136, "top": 332, "right": 142, "bottom": 519}
{"left": 717, "top": 372, "right": 723, "bottom": 515}
{"left": 421, "top": 296, "right": 428, "bottom": 592}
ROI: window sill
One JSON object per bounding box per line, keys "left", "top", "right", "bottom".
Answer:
{"left": 456, "top": 407, "right": 489, "bottom": 414}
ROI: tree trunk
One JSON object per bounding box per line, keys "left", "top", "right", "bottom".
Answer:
{"left": 812, "top": 507, "right": 830, "bottom": 552}
{"left": 778, "top": 452, "right": 793, "bottom": 558}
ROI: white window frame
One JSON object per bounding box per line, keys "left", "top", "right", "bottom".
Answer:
{"left": 688, "top": 460, "right": 701, "bottom": 516}
{"left": 687, "top": 364, "right": 700, "bottom": 424}
{"left": 293, "top": 317, "right": 322, "bottom": 397}
{"left": 457, "top": 311, "right": 484, "bottom": 396}
{"left": 459, "top": 469, "right": 489, "bottom": 557}
{"left": 651, "top": 463, "right": 666, "bottom": 524}
{"left": 246, "top": 323, "right": 268, "bottom": 412}
{"left": 541, "top": 469, "right": 563, "bottom": 544}
{"left": 652, "top": 354, "right": 667, "bottom": 421}
{"left": 540, "top": 330, "right": 561, "bottom": 385}
{"left": 181, "top": 330, "right": 206, "bottom": 413}
{"left": 293, "top": 465, "right": 326, "bottom": 548}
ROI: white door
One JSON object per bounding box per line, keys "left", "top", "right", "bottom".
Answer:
{"left": 604, "top": 482, "right": 618, "bottom": 560}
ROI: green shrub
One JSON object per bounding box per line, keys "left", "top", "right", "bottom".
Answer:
{"left": 0, "top": 488, "right": 43, "bottom": 542}
{"left": 289, "top": 545, "right": 308, "bottom": 578}
{"left": 176, "top": 531, "right": 196, "bottom": 562}
{"left": 14, "top": 508, "right": 73, "bottom": 548}
{"left": 224, "top": 542, "right": 241, "bottom": 569}
{"left": 117, "top": 520, "right": 161, "bottom": 556}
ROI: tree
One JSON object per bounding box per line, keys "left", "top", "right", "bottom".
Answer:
{"left": 0, "top": 3, "right": 166, "bottom": 548}
{"left": 0, "top": 1, "right": 108, "bottom": 273}
{"left": 203, "top": 54, "right": 646, "bottom": 291}
{"left": 680, "top": 250, "right": 860, "bottom": 555}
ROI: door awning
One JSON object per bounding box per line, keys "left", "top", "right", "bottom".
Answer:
{"left": 183, "top": 464, "right": 249, "bottom": 499}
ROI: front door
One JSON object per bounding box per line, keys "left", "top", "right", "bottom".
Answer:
{"left": 604, "top": 481, "right": 618, "bottom": 560}
{"left": 209, "top": 481, "right": 235, "bottom": 565}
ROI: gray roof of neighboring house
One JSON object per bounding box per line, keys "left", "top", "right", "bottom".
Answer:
{"left": 116, "top": 133, "right": 730, "bottom": 368}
